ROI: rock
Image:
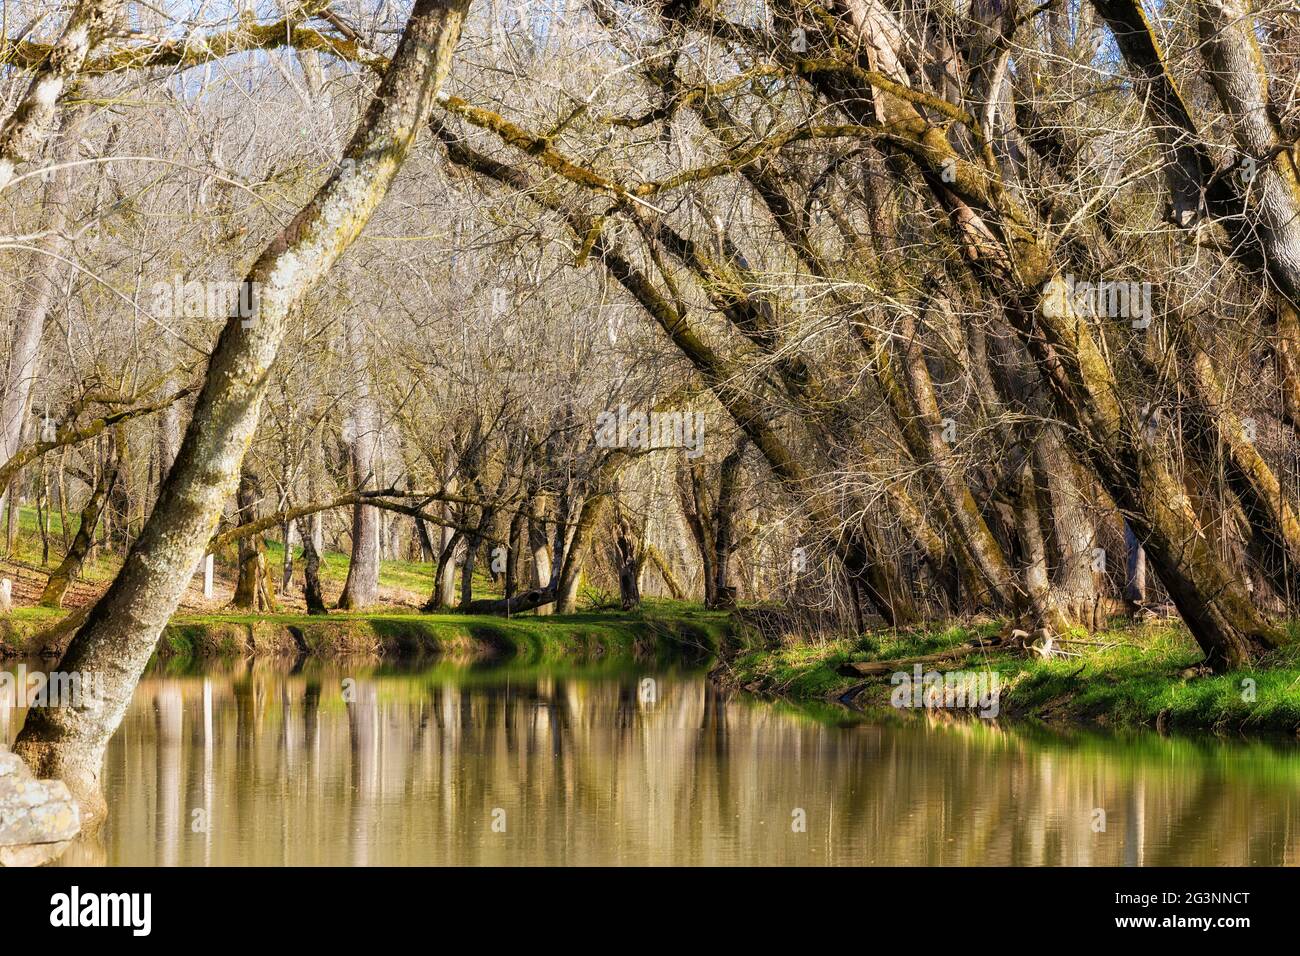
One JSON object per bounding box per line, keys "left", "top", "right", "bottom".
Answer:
{"left": 0, "top": 839, "right": 73, "bottom": 868}
{"left": 0, "top": 778, "right": 81, "bottom": 845}
{"left": 0, "top": 747, "right": 81, "bottom": 866}
{"left": 0, "top": 751, "right": 25, "bottom": 778}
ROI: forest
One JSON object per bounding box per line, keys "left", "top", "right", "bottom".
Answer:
{"left": 1, "top": 0, "right": 1300, "bottom": 869}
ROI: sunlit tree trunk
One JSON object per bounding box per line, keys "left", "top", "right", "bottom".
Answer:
{"left": 337, "top": 314, "right": 381, "bottom": 609}
{"left": 1124, "top": 522, "right": 1147, "bottom": 608}
{"left": 0, "top": 0, "right": 122, "bottom": 192}
{"left": 529, "top": 492, "right": 553, "bottom": 615}
{"left": 13, "top": 0, "right": 472, "bottom": 820}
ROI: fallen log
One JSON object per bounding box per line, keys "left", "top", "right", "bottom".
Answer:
{"left": 458, "top": 587, "right": 557, "bottom": 616}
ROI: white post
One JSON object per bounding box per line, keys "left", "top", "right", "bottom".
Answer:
{"left": 202, "top": 554, "right": 214, "bottom": 599}
{"left": 0, "top": 577, "right": 11, "bottom": 612}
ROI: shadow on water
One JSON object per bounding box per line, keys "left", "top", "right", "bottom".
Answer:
{"left": 4, "top": 653, "right": 1300, "bottom": 865}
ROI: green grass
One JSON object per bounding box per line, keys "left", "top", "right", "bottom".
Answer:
{"left": 154, "top": 600, "right": 729, "bottom": 664}
{"left": 3, "top": 506, "right": 122, "bottom": 582}
{"left": 263, "top": 538, "right": 493, "bottom": 598}
{"left": 4, "top": 504, "right": 498, "bottom": 599}
{"left": 727, "top": 618, "right": 1300, "bottom": 735}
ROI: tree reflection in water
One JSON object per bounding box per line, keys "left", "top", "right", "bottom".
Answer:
{"left": 4, "top": 658, "right": 1298, "bottom": 866}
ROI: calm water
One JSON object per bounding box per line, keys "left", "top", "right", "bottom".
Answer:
{"left": 4, "top": 657, "right": 1299, "bottom": 865}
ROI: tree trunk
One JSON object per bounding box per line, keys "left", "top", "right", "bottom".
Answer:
{"left": 529, "top": 494, "right": 553, "bottom": 615}
{"left": 1124, "top": 521, "right": 1147, "bottom": 608}
{"left": 415, "top": 516, "right": 435, "bottom": 562}
{"left": 459, "top": 533, "right": 479, "bottom": 608}
{"left": 1037, "top": 427, "right": 1100, "bottom": 626}
{"left": 281, "top": 517, "right": 295, "bottom": 596}
{"left": 613, "top": 512, "right": 641, "bottom": 610}
{"left": 1016, "top": 282, "right": 1281, "bottom": 670}
{"left": 157, "top": 375, "right": 181, "bottom": 482}
{"left": 711, "top": 436, "right": 746, "bottom": 608}
{"left": 337, "top": 315, "right": 381, "bottom": 609}
{"left": 504, "top": 508, "right": 526, "bottom": 601}
{"left": 1195, "top": 0, "right": 1300, "bottom": 306}
{"left": 0, "top": 0, "right": 122, "bottom": 192}
{"left": 1012, "top": 461, "right": 1073, "bottom": 639}
{"left": 0, "top": 126, "right": 75, "bottom": 519}
{"left": 232, "top": 471, "right": 276, "bottom": 612}
{"left": 12, "top": 0, "right": 471, "bottom": 821}
{"left": 296, "top": 516, "right": 327, "bottom": 616}
{"left": 425, "top": 527, "right": 462, "bottom": 610}
{"left": 679, "top": 462, "right": 718, "bottom": 607}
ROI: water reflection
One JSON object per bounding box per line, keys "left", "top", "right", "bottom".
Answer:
{"left": 4, "top": 658, "right": 1299, "bottom": 865}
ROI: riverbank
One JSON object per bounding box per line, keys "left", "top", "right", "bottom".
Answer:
{"left": 720, "top": 618, "right": 1300, "bottom": 736}
{"left": 0, "top": 602, "right": 732, "bottom": 665}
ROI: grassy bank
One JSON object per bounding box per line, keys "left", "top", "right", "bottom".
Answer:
{"left": 1, "top": 601, "right": 731, "bottom": 665}
{"left": 723, "top": 619, "right": 1300, "bottom": 735}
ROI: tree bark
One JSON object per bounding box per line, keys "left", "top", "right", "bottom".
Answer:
{"left": 0, "top": 0, "right": 122, "bottom": 192}
{"left": 231, "top": 471, "right": 276, "bottom": 611}
{"left": 337, "top": 315, "right": 381, "bottom": 609}
{"left": 528, "top": 493, "right": 553, "bottom": 615}
{"left": 296, "top": 516, "right": 328, "bottom": 615}
{"left": 1124, "top": 521, "right": 1147, "bottom": 608}
{"left": 0, "top": 126, "right": 75, "bottom": 520}
{"left": 12, "top": 0, "right": 472, "bottom": 821}
{"left": 613, "top": 510, "right": 642, "bottom": 610}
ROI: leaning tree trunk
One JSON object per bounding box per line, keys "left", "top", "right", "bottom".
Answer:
{"left": 1016, "top": 281, "right": 1282, "bottom": 670}
{"left": 830, "top": 0, "right": 1281, "bottom": 668}
{"left": 873, "top": 301, "right": 1019, "bottom": 612}
{"left": 12, "top": 0, "right": 472, "bottom": 822}
{"left": 1195, "top": 0, "right": 1300, "bottom": 307}
{"left": 432, "top": 117, "right": 920, "bottom": 624}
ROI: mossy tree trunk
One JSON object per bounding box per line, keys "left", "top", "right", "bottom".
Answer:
{"left": 13, "top": 0, "right": 472, "bottom": 821}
